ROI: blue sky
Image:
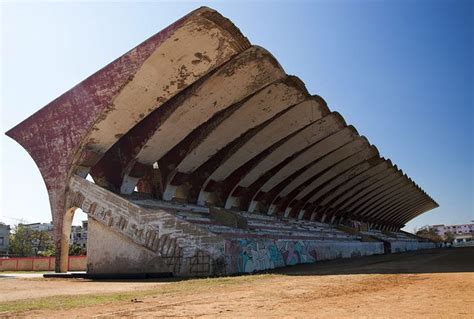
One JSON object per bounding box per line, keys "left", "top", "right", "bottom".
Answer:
{"left": 1, "top": 0, "right": 472, "bottom": 231}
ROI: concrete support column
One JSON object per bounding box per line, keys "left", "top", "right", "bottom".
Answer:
{"left": 59, "top": 207, "right": 76, "bottom": 273}
{"left": 120, "top": 174, "right": 140, "bottom": 194}
{"left": 320, "top": 214, "right": 327, "bottom": 223}
{"left": 297, "top": 210, "right": 306, "bottom": 220}
{"left": 267, "top": 204, "right": 278, "bottom": 215}
{"left": 248, "top": 200, "right": 258, "bottom": 213}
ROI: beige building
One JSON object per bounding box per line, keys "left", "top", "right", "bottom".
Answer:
{"left": 70, "top": 221, "right": 88, "bottom": 249}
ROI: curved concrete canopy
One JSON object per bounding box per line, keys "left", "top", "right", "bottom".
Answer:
{"left": 283, "top": 145, "right": 379, "bottom": 217}
{"left": 246, "top": 115, "right": 353, "bottom": 212}
{"left": 6, "top": 6, "right": 438, "bottom": 266}
{"left": 350, "top": 177, "right": 414, "bottom": 216}
{"left": 348, "top": 180, "right": 423, "bottom": 223}
{"left": 319, "top": 162, "right": 398, "bottom": 218}
{"left": 314, "top": 159, "right": 389, "bottom": 209}
{"left": 261, "top": 132, "right": 364, "bottom": 214}
{"left": 134, "top": 46, "right": 284, "bottom": 165}
{"left": 371, "top": 191, "right": 430, "bottom": 221}
{"left": 268, "top": 137, "right": 369, "bottom": 211}
{"left": 151, "top": 75, "right": 309, "bottom": 199}
{"left": 168, "top": 77, "right": 307, "bottom": 173}
{"left": 301, "top": 157, "right": 385, "bottom": 219}
{"left": 246, "top": 120, "right": 354, "bottom": 191}
{"left": 364, "top": 182, "right": 427, "bottom": 218}
{"left": 194, "top": 96, "right": 329, "bottom": 205}
{"left": 376, "top": 200, "right": 432, "bottom": 228}
{"left": 307, "top": 157, "right": 384, "bottom": 204}
{"left": 334, "top": 168, "right": 404, "bottom": 214}
{"left": 304, "top": 159, "right": 392, "bottom": 221}
{"left": 387, "top": 199, "right": 432, "bottom": 224}
{"left": 397, "top": 202, "right": 438, "bottom": 226}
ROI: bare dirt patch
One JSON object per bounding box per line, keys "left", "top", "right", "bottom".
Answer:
{"left": 1, "top": 247, "right": 473, "bottom": 318}
{"left": 0, "top": 277, "right": 169, "bottom": 303}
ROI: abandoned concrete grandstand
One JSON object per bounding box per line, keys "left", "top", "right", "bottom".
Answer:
{"left": 6, "top": 7, "right": 438, "bottom": 276}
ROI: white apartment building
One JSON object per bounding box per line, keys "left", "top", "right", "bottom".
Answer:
{"left": 431, "top": 222, "right": 474, "bottom": 238}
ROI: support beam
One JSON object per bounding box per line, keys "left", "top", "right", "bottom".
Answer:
{"left": 192, "top": 97, "right": 329, "bottom": 205}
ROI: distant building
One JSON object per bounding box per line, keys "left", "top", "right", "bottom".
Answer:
{"left": 430, "top": 222, "right": 473, "bottom": 246}
{"left": 431, "top": 222, "right": 474, "bottom": 237}
{"left": 21, "top": 222, "right": 54, "bottom": 232}
{"left": 70, "top": 220, "right": 88, "bottom": 248}
{"left": 21, "top": 220, "right": 88, "bottom": 251}
{"left": 451, "top": 233, "right": 473, "bottom": 246}
{"left": 0, "top": 223, "right": 11, "bottom": 255}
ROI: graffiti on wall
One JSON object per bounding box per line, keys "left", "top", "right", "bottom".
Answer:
{"left": 224, "top": 239, "right": 384, "bottom": 274}
{"left": 225, "top": 239, "right": 319, "bottom": 273}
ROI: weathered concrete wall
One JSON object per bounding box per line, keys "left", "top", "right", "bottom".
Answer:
{"left": 73, "top": 175, "right": 388, "bottom": 276}
{"left": 389, "top": 241, "right": 437, "bottom": 253}
{"left": 74, "top": 175, "right": 440, "bottom": 277}
{"left": 87, "top": 218, "right": 385, "bottom": 276}
{"left": 69, "top": 175, "right": 227, "bottom": 276}
{"left": 87, "top": 219, "right": 207, "bottom": 275}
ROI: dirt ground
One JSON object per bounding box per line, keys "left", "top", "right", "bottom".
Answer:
{"left": 1, "top": 247, "right": 473, "bottom": 318}
{"left": 0, "top": 275, "right": 169, "bottom": 303}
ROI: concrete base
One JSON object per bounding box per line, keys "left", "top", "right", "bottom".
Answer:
{"left": 87, "top": 219, "right": 172, "bottom": 275}
{"left": 87, "top": 218, "right": 385, "bottom": 276}
{"left": 390, "top": 241, "right": 437, "bottom": 253}
{"left": 72, "top": 176, "right": 436, "bottom": 278}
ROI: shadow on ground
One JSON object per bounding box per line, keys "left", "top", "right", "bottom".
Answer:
{"left": 270, "top": 246, "right": 474, "bottom": 276}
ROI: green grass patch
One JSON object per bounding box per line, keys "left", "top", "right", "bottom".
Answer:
{"left": 0, "top": 290, "right": 157, "bottom": 314}
{"left": 0, "top": 274, "right": 277, "bottom": 314}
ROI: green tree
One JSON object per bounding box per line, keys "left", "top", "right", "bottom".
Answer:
{"left": 69, "top": 244, "right": 86, "bottom": 256}
{"left": 40, "top": 244, "right": 56, "bottom": 257}
{"left": 444, "top": 231, "right": 456, "bottom": 244}
{"left": 9, "top": 224, "right": 34, "bottom": 257}
{"left": 32, "top": 230, "right": 55, "bottom": 256}
{"left": 9, "top": 224, "right": 55, "bottom": 257}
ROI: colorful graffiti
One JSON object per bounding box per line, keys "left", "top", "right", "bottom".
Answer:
{"left": 225, "top": 239, "right": 319, "bottom": 273}
{"left": 225, "top": 239, "right": 383, "bottom": 273}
